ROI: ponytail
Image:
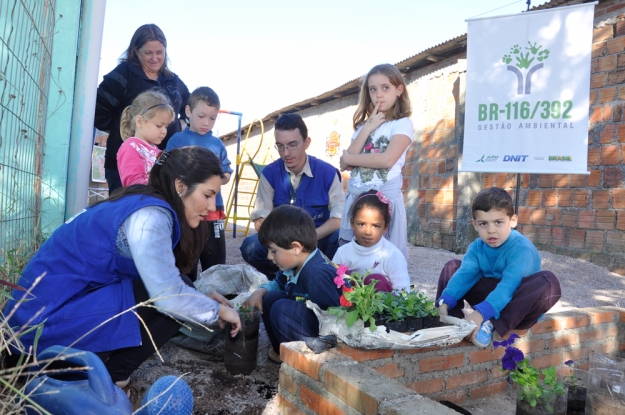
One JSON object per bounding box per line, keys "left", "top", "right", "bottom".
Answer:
{"left": 120, "top": 106, "right": 134, "bottom": 140}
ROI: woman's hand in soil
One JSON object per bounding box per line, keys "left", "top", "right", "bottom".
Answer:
{"left": 208, "top": 291, "right": 232, "bottom": 307}
{"left": 218, "top": 306, "right": 241, "bottom": 337}
{"left": 242, "top": 289, "right": 267, "bottom": 314}
{"left": 438, "top": 303, "right": 448, "bottom": 317}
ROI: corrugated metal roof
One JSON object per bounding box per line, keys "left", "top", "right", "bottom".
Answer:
{"left": 531, "top": 0, "right": 586, "bottom": 11}
{"left": 221, "top": 0, "right": 593, "bottom": 141}
{"left": 221, "top": 33, "right": 468, "bottom": 141}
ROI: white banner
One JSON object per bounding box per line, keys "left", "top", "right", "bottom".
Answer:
{"left": 462, "top": 3, "right": 595, "bottom": 174}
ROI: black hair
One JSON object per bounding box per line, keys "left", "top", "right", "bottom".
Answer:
{"left": 274, "top": 113, "right": 308, "bottom": 139}
{"left": 471, "top": 187, "right": 515, "bottom": 219}
{"left": 95, "top": 147, "right": 224, "bottom": 273}
{"left": 350, "top": 190, "right": 391, "bottom": 226}
{"left": 258, "top": 205, "right": 317, "bottom": 252}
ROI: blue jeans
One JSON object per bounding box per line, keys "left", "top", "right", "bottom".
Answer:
{"left": 261, "top": 291, "right": 320, "bottom": 353}
{"left": 240, "top": 229, "right": 339, "bottom": 280}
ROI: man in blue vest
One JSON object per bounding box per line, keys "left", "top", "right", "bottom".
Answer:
{"left": 240, "top": 113, "right": 344, "bottom": 279}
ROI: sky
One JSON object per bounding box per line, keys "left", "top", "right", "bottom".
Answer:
{"left": 98, "top": 0, "right": 545, "bottom": 135}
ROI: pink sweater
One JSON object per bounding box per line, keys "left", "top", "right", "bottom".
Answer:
{"left": 117, "top": 138, "right": 161, "bottom": 186}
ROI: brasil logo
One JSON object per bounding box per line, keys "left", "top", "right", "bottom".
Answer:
{"left": 502, "top": 41, "right": 550, "bottom": 95}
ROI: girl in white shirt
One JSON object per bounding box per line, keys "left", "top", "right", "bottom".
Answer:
{"left": 333, "top": 190, "right": 410, "bottom": 291}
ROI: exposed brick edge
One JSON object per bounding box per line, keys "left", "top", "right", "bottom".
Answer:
{"left": 278, "top": 306, "right": 625, "bottom": 413}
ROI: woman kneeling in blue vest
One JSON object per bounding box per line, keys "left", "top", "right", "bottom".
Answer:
{"left": 4, "top": 147, "right": 241, "bottom": 389}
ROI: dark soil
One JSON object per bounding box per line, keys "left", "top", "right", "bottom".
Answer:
{"left": 131, "top": 342, "right": 280, "bottom": 414}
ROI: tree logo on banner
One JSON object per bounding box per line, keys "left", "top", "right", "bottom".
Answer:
{"left": 501, "top": 41, "right": 550, "bottom": 95}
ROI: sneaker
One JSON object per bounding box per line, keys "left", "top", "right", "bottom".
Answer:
{"left": 472, "top": 320, "right": 494, "bottom": 348}
{"left": 170, "top": 332, "right": 225, "bottom": 357}
{"left": 268, "top": 348, "right": 282, "bottom": 364}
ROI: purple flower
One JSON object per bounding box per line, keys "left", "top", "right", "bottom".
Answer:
{"left": 565, "top": 360, "right": 574, "bottom": 367}
{"left": 501, "top": 346, "right": 524, "bottom": 371}
{"left": 508, "top": 333, "right": 520, "bottom": 343}
{"left": 494, "top": 333, "right": 520, "bottom": 349}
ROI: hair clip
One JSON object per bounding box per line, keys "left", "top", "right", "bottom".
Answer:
{"left": 353, "top": 191, "right": 392, "bottom": 216}
{"left": 376, "top": 191, "right": 392, "bottom": 215}
{"left": 155, "top": 150, "right": 170, "bottom": 166}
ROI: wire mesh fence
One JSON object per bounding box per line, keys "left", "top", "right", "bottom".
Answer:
{"left": 0, "top": 1, "right": 55, "bottom": 260}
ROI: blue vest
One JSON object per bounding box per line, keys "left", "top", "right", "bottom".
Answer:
{"left": 5, "top": 195, "right": 180, "bottom": 353}
{"left": 262, "top": 156, "right": 339, "bottom": 227}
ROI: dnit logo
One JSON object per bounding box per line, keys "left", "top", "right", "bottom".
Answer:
{"left": 503, "top": 155, "right": 529, "bottom": 162}
{"left": 502, "top": 41, "right": 550, "bottom": 95}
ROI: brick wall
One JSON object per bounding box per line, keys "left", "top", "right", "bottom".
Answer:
{"left": 507, "top": 1, "right": 625, "bottom": 273}
{"left": 406, "top": 58, "right": 465, "bottom": 253}
{"left": 277, "top": 306, "right": 625, "bottom": 414}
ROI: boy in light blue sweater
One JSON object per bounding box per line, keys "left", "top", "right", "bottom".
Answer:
{"left": 167, "top": 87, "right": 232, "bottom": 275}
{"left": 436, "top": 187, "right": 561, "bottom": 347}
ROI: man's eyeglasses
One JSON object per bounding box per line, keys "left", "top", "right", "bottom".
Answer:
{"left": 275, "top": 139, "right": 304, "bottom": 152}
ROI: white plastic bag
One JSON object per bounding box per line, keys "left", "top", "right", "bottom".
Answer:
{"left": 307, "top": 300, "right": 476, "bottom": 350}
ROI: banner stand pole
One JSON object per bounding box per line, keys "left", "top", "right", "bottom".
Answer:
{"left": 514, "top": 172, "right": 521, "bottom": 229}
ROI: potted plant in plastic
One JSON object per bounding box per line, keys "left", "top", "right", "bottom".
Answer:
{"left": 224, "top": 305, "right": 260, "bottom": 375}
{"left": 564, "top": 360, "right": 587, "bottom": 415}
{"left": 328, "top": 264, "right": 386, "bottom": 332}
{"left": 421, "top": 295, "right": 440, "bottom": 329}
{"left": 495, "top": 334, "right": 567, "bottom": 415}
{"left": 398, "top": 291, "right": 421, "bottom": 332}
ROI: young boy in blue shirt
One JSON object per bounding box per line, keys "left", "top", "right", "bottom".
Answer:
{"left": 166, "top": 87, "right": 232, "bottom": 274}
{"left": 243, "top": 205, "right": 341, "bottom": 363}
{"left": 437, "top": 187, "right": 561, "bottom": 347}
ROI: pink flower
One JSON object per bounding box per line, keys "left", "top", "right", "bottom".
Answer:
{"left": 334, "top": 275, "right": 346, "bottom": 288}
{"left": 374, "top": 148, "right": 380, "bottom": 153}
{"left": 365, "top": 143, "right": 373, "bottom": 151}
{"left": 336, "top": 264, "right": 349, "bottom": 278}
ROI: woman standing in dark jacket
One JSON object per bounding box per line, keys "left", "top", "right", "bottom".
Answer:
{"left": 95, "top": 24, "right": 190, "bottom": 194}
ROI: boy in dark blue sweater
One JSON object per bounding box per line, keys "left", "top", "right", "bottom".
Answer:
{"left": 437, "top": 187, "right": 561, "bottom": 347}
{"left": 243, "top": 205, "right": 341, "bottom": 363}
{"left": 166, "top": 87, "right": 232, "bottom": 272}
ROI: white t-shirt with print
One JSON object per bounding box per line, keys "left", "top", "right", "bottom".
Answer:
{"left": 349, "top": 117, "right": 414, "bottom": 187}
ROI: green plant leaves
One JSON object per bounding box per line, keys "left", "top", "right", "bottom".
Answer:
{"left": 345, "top": 310, "right": 359, "bottom": 327}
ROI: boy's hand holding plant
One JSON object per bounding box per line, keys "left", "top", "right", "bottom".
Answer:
{"left": 242, "top": 289, "right": 267, "bottom": 314}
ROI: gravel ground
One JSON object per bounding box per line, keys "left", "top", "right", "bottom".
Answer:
{"left": 131, "top": 227, "right": 625, "bottom": 414}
